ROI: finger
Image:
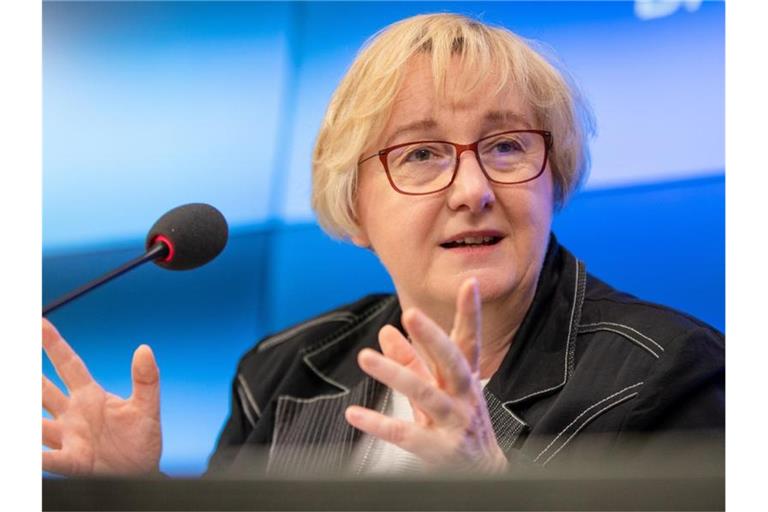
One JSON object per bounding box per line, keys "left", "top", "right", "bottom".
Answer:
{"left": 357, "top": 348, "right": 454, "bottom": 423}
{"left": 42, "top": 450, "right": 74, "bottom": 476}
{"left": 42, "top": 376, "right": 68, "bottom": 417}
{"left": 42, "top": 319, "right": 94, "bottom": 391}
{"left": 449, "top": 277, "right": 482, "bottom": 374}
{"left": 130, "top": 344, "right": 160, "bottom": 418}
{"left": 379, "top": 326, "right": 434, "bottom": 423}
{"left": 379, "top": 325, "right": 433, "bottom": 381}
{"left": 42, "top": 418, "right": 62, "bottom": 449}
{"left": 345, "top": 405, "right": 437, "bottom": 461}
{"left": 402, "top": 308, "right": 473, "bottom": 397}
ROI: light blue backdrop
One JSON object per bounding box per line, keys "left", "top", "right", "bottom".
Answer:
{"left": 43, "top": 1, "right": 724, "bottom": 475}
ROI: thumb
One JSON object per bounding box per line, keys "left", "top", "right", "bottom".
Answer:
{"left": 131, "top": 344, "right": 160, "bottom": 417}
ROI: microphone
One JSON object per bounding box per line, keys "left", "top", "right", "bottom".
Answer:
{"left": 43, "top": 203, "right": 228, "bottom": 316}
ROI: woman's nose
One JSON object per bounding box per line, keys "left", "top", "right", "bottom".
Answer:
{"left": 446, "top": 150, "right": 496, "bottom": 213}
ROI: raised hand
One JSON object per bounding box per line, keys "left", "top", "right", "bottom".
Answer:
{"left": 345, "top": 278, "right": 507, "bottom": 472}
{"left": 42, "top": 319, "right": 162, "bottom": 476}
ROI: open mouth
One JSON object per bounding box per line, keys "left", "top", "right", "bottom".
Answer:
{"left": 440, "top": 236, "right": 503, "bottom": 249}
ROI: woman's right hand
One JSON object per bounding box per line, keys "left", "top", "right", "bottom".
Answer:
{"left": 42, "top": 318, "right": 162, "bottom": 476}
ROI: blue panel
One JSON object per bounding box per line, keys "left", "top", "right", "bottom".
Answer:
{"left": 553, "top": 174, "right": 724, "bottom": 331}
{"left": 43, "top": 0, "right": 724, "bottom": 242}
{"left": 266, "top": 224, "right": 394, "bottom": 332}
{"left": 43, "top": 1, "right": 292, "bottom": 251}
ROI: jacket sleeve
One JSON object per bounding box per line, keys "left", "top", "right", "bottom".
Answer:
{"left": 614, "top": 326, "right": 724, "bottom": 464}
{"left": 622, "top": 326, "right": 724, "bottom": 431}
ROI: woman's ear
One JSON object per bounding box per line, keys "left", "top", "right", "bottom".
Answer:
{"left": 350, "top": 229, "right": 371, "bottom": 249}
{"left": 350, "top": 192, "right": 372, "bottom": 249}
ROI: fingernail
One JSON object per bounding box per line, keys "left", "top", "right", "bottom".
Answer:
{"left": 359, "top": 349, "right": 379, "bottom": 368}
{"left": 345, "top": 407, "right": 361, "bottom": 422}
{"left": 468, "top": 278, "right": 480, "bottom": 301}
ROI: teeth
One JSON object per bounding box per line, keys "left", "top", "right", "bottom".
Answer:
{"left": 454, "top": 236, "right": 495, "bottom": 245}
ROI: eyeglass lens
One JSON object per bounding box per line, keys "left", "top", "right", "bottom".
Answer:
{"left": 386, "top": 131, "right": 546, "bottom": 193}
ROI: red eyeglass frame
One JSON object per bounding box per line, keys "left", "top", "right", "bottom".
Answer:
{"left": 357, "top": 129, "right": 554, "bottom": 195}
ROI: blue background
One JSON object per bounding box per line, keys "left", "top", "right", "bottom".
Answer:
{"left": 42, "top": 1, "right": 724, "bottom": 475}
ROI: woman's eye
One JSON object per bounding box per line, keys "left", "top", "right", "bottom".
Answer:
{"left": 406, "top": 148, "right": 434, "bottom": 162}
{"left": 494, "top": 140, "right": 523, "bottom": 153}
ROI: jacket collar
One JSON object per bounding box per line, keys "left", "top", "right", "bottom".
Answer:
{"left": 486, "top": 234, "right": 586, "bottom": 406}
{"left": 301, "top": 295, "right": 401, "bottom": 395}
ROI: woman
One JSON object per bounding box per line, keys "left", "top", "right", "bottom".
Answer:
{"left": 42, "top": 13, "right": 724, "bottom": 477}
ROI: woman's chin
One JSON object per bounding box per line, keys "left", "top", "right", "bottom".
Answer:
{"left": 476, "top": 275, "right": 522, "bottom": 304}
{"left": 426, "top": 270, "right": 521, "bottom": 306}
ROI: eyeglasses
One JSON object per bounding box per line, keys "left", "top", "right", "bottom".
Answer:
{"left": 358, "top": 130, "right": 553, "bottom": 195}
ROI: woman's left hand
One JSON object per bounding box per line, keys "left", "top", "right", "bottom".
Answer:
{"left": 345, "top": 278, "right": 507, "bottom": 472}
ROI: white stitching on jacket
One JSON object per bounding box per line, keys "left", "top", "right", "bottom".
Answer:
{"left": 501, "top": 402, "right": 529, "bottom": 426}
{"left": 266, "top": 297, "right": 394, "bottom": 471}
{"left": 257, "top": 312, "right": 357, "bottom": 352}
{"left": 354, "top": 387, "right": 392, "bottom": 475}
{"left": 236, "top": 373, "right": 262, "bottom": 419}
{"left": 268, "top": 377, "right": 378, "bottom": 474}
{"left": 541, "top": 392, "right": 639, "bottom": 466}
{"left": 236, "top": 384, "right": 257, "bottom": 429}
{"left": 504, "top": 258, "right": 582, "bottom": 404}
{"left": 269, "top": 296, "right": 396, "bottom": 450}
{"left": 578, "top": 326, "right": 660, "bottom": 358}
{"left": 580, "top": 321, "right": 664, "bottom": 352}
{"left": 533, "top": 381, "right": 644, "bottom": 463}
{"left": 277, "top": 392, "right": 348, "bottom": 405}
{"left": 567, "top": 263, "right": 586, "bottom": 377}
{"left": 267, "top": 390, "right": 350, "bottom": 472}
{"left": 301, "top": 296, "right": 397, "bottom": 394}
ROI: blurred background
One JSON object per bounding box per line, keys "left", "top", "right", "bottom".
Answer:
{"left": 42, "top": 0, "right": 724, "bottom": 476}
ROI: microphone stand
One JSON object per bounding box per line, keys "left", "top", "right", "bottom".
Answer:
{"left": 43, "top": 242, "right": 169, "bottom": 316}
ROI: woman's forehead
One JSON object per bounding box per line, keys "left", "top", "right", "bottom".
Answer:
{"left": 392, "top": 55, "right": 529, "bottom": 114}
{"left": 384, "top": 66, "right": 534, "bottom": 138}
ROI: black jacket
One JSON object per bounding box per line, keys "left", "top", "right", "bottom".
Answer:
{"left": 206, "top": 235, "right": 724, "bottom": 476}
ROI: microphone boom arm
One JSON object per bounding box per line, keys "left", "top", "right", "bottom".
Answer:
{"left": 42, "top": 242, "right": 169, "bottom": 316}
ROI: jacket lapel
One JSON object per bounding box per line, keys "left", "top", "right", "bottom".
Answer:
{"left": 485, "top": 236, "right": 587, "bottom": 452}
{"left": 267, "top": 296, "right": 399, "bottom": 474}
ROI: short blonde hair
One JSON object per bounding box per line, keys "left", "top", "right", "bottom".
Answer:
{"left": 312, "top": 13, "right": 595, "bottom": 239}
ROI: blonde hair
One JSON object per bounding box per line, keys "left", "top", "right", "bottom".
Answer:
{"left": 312, "top": 13, "right": 595, "bottom": 239}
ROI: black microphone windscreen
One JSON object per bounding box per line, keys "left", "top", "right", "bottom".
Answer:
{"left": 146, "top": 203, "right": 228, "bottom": 270}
